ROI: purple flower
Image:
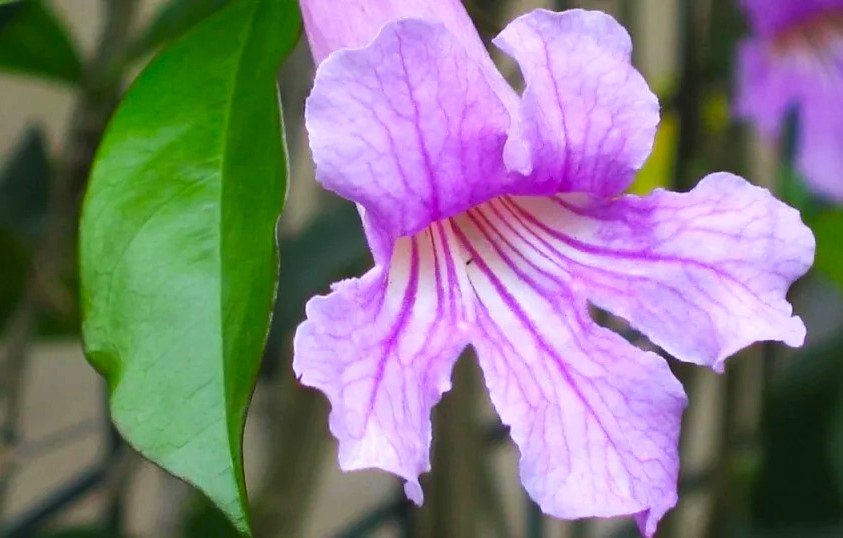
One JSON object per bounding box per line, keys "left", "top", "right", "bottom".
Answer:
{"left": 736, "top": 0, "right": 843, "bottom": 200}
{"left": 295, "top": 2, "right": 814, "bottom": 535}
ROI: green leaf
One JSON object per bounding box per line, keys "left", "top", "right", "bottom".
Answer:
{"left": 0, "top": 230, "right": 29, "bottom": 329}
{"left": 183, "top": 493, "right": 242, "bottom": 538}
{"left": 830, "top": 387, "right": 843, "bottom": 504}
{"left": 0, "top": 128, "right": 51, "bottom": 239}
{"left": 0, "top": 1, "right": 82, "bottom": 83}
{"left": 810, "top": 210, "right": 843, "bottom": 290}
{"left": 130, "top": 0, "right": 231, "bottom": 59}
{"left": 0, "top": 128, "right": 50, "bottom": 330}
{"left": 630, "top": 111, "right": 677, "bottom": 195}
{"left": 79, "top": 0, "right": 301, "bottom": 534}
{"left": 751, "top": 334, "right": 843, "bottom": 529}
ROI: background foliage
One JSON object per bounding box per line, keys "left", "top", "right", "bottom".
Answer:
{"left": 0, "top": 0, "right": 841, "bottom": 537}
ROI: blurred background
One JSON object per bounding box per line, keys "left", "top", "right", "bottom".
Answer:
{"left": 1, "top": 0, "right": 842, "bottom": 537}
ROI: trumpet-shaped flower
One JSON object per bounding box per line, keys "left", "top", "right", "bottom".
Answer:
{"left": 736, "top": 0, "right": 843, "bottom": 200}
{"left": 294, "top": 2, "right": 815, "bottom": 535}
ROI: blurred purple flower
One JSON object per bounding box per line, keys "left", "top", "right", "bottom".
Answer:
{"left": 736, "top": 0, "right": 843, "bottom": 200}
{"left": 294, "top": 1, "right": 814, "bottom": 535}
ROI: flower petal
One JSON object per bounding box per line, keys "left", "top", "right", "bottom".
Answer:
{"left": 736, "top": 1, "right": 843, "bottom": 201}
{"left": 734, "top": 39, "right": 799, "bottom": 136}
{"left": 451, "top": 208, "right": 685, "bottom": 536}
{"left": 480, "top": 173, "right": 813, "bottom": 372}
{"left": 300, "top": 0, "right": 504, "bottom": 88}
{"left": 306, "top": 19, "right": 512, "bottom": 251}
{"left": 798, "top": 95, "right": 843, "bottom": 200}
{"left": 494, "top": 9, "right": 659, "bottom": 197}
{"left": 742, "top": 0, "right": 843, "bottom": 37}
{"left": 293, "top": 222, "right": 474, "bottom": 500}
{"left": 735, "top": 25, "right": 843, "bottom": 132}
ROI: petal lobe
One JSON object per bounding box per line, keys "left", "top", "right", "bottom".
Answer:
{"left": 453, "top": 205, "right": 685, "bottom": 536}
{"left": 306, "top": 19, "right": 511, "bottom": 245}
{"left": 495, "top": 9, "right": 659, "bottom": 197}
{"left": 293, "top": 222, "right": 474, "bottom": 498}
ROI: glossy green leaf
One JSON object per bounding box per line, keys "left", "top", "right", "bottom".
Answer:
{"left": 129, "top": 0, "right": 230, "bottom": 59}
{"left": 80, "top": 0, "right": 300, "bottom": 534}
{"left": 0, "top": 1, "right": 82, "bottom": 83}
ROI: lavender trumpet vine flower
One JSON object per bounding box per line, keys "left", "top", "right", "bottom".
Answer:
{"left": 736, "top": 0, "right": 843, "bottom": 200}
{"left": 294, "top": 1, "right": 815, "bottom": 535}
